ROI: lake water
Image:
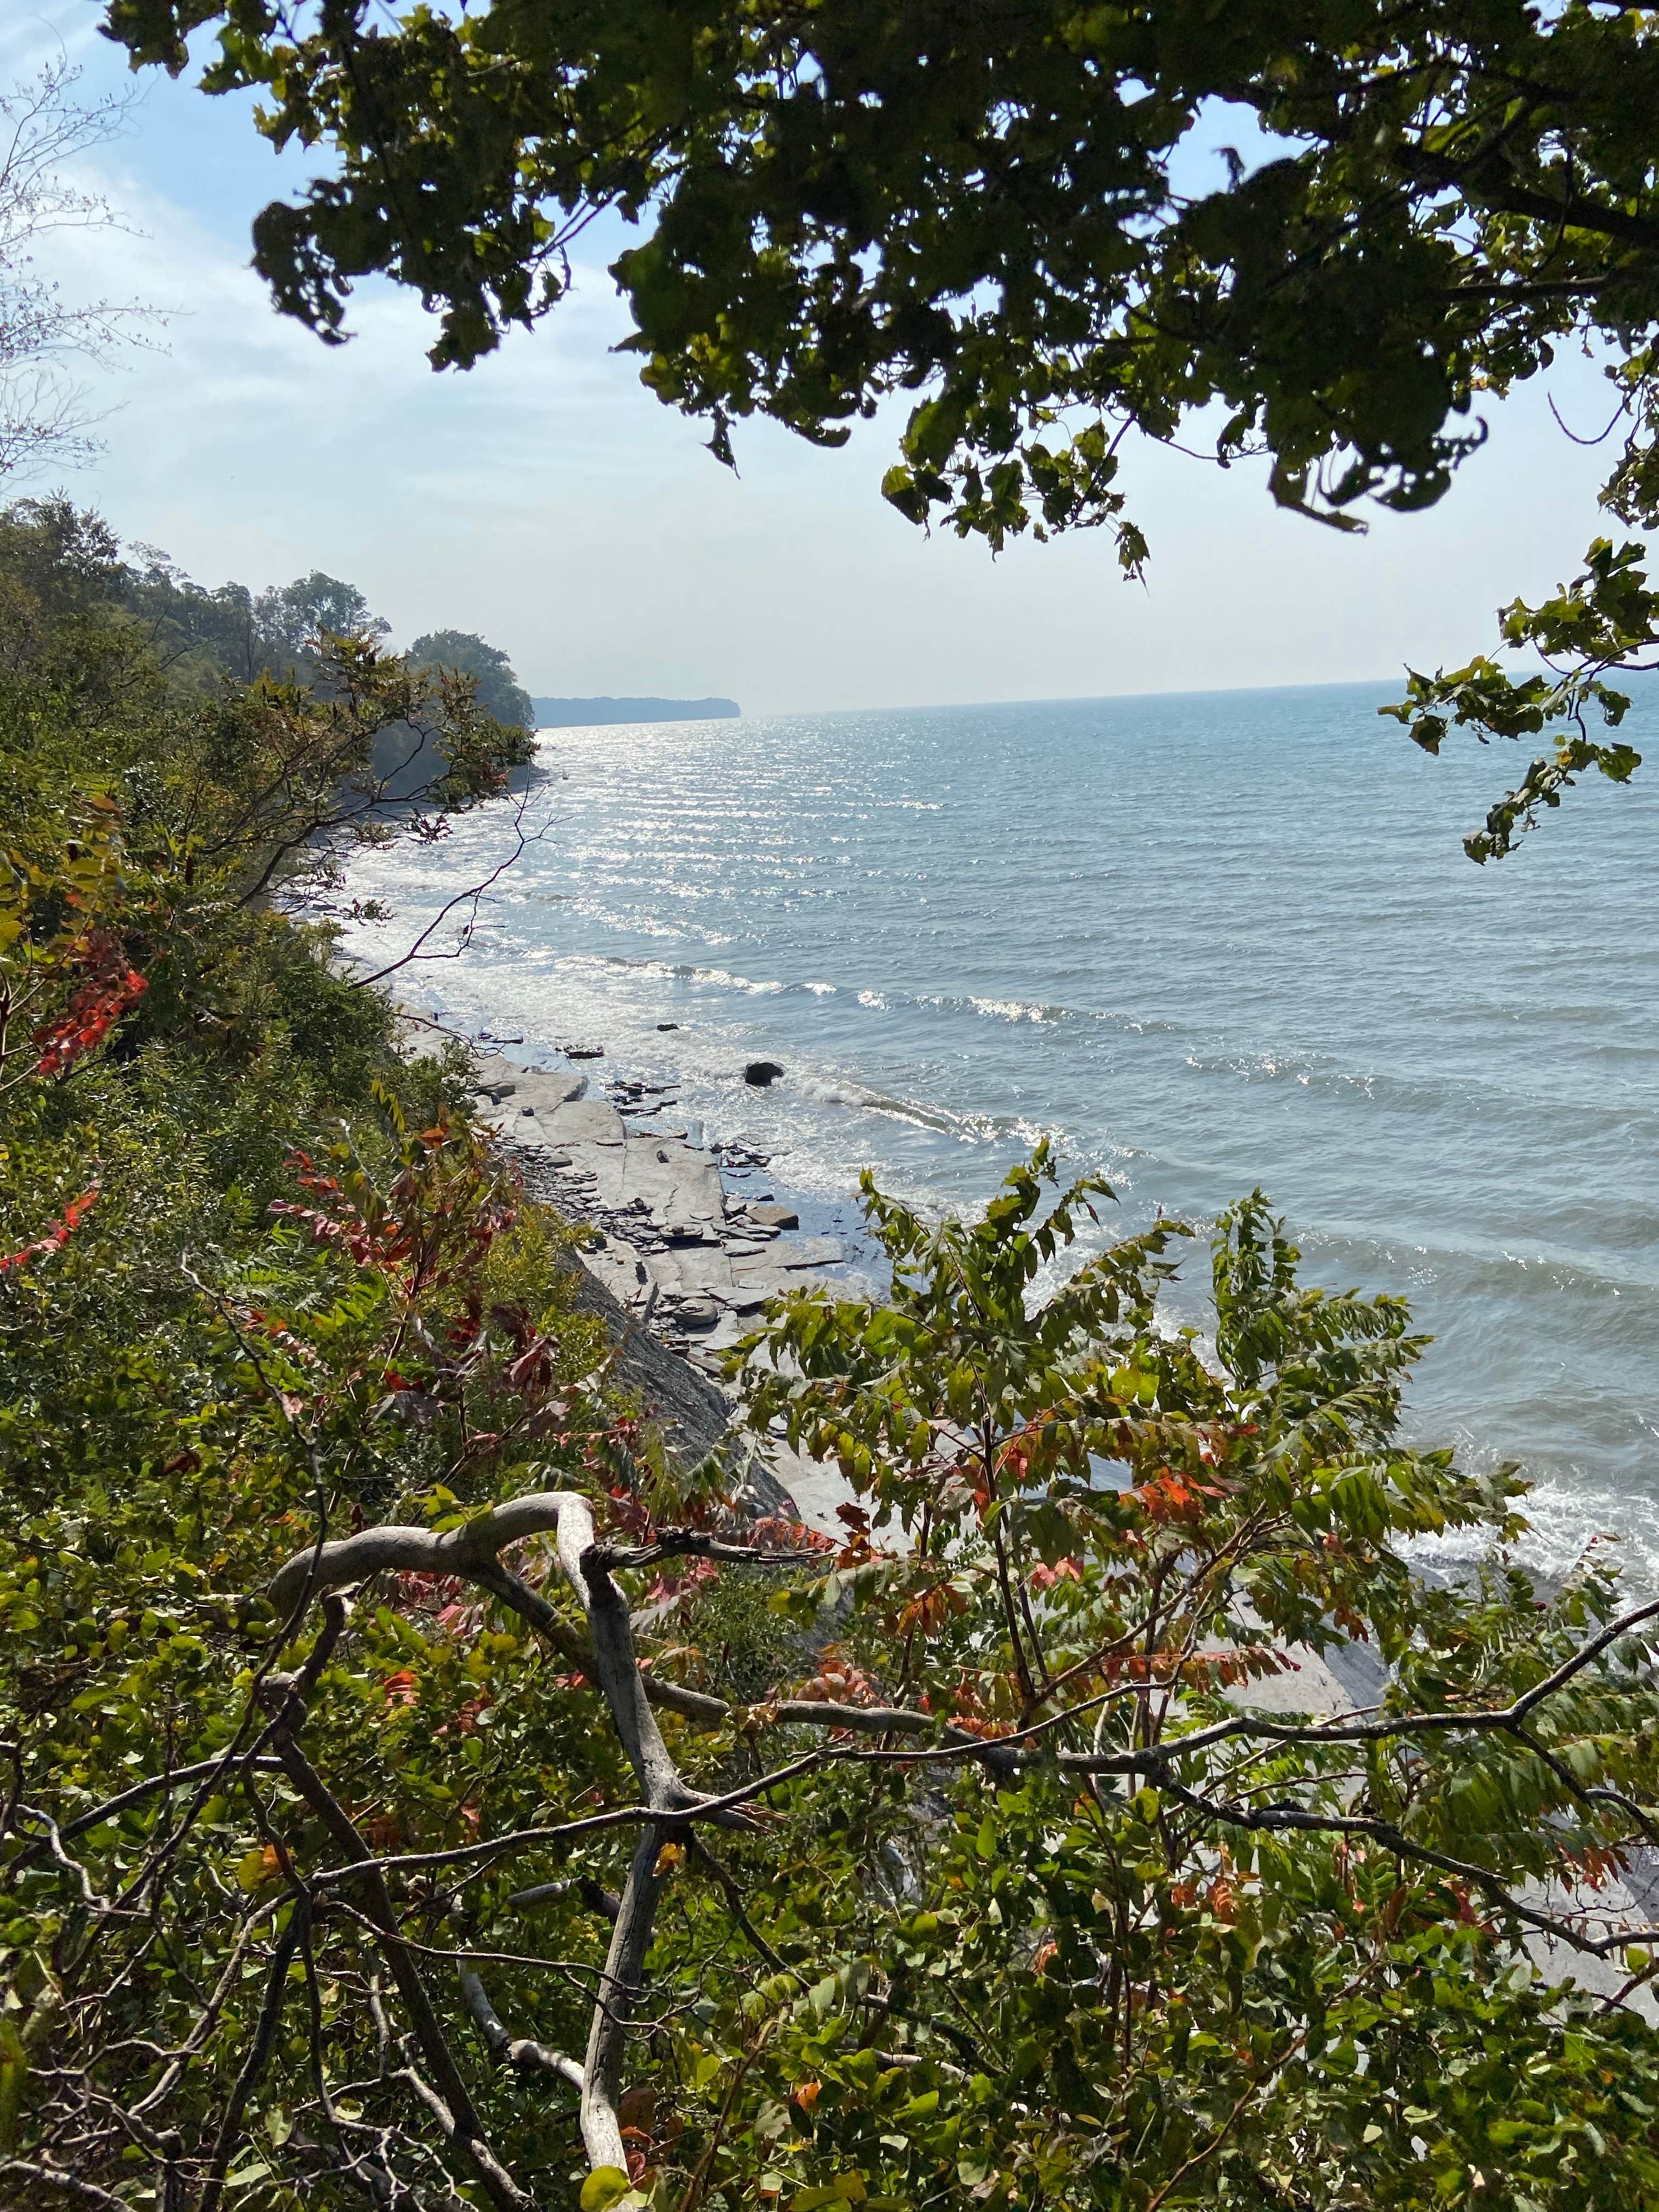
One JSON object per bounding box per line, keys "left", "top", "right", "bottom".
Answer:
{"left": 339, "top": 681, "right": 1659, "bottom": 1583}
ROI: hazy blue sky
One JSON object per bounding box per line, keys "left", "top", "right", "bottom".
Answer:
{"left": 5, "top": 4, "right": 1626, "bottom": 714}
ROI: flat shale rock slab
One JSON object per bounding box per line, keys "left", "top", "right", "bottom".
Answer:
{"left": 544, "top": 1098, "right": 627, "bottom": 1146}
{"left": 511, "top": 1069, "right": 586, "bottom": 1116}
{"left": 785, "top": 1236, "right": 843, "bottom": 1267}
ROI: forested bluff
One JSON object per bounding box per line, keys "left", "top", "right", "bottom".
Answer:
{"left": 5, "top": 492, "right": 1659, "bottom": 2210}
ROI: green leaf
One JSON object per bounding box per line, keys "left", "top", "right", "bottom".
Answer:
{"left": 580, "top": 2166, "right": 633, "bottom": 2212}
{"left": 0, "top": 2020, "right": 27, "bottom": 2154}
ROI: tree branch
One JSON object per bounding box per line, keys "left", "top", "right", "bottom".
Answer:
{"left": 458, "top": 1966, "right": 586, "bottom": 2089}
{"left": 263, "top": 1607, "right": 530, "bottom": 2212}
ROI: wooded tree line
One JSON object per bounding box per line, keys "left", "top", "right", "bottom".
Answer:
{"left": 117, "top": 541, "right": 535, "bottom": 734}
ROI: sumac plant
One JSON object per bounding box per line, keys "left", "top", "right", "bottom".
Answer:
{"left": 7, "top": 1136, "right": 1659, "bottom": 2211}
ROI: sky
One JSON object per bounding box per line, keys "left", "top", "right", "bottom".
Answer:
{"left": 2, "top": 3, "right": 1630, "bottom": 715}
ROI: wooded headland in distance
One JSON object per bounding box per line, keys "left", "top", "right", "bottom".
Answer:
{"left": 529, "top": 693, "right": 740, "bottom": 725}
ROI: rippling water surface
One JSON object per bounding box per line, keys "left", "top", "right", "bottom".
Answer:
{"left": 341, "top": 682, "right": 1659, "bottom": 1577}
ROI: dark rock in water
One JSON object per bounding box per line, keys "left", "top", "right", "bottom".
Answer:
{"left": 657, "top": 1022, "right": 680, "bottom": 1031}
{"left": 749, "top": 1202, "right": 799, "bottom": 1231}
{"left": 744, "top": 1060, "right": 785, "bottom": 1087}
{"left": 565, "top": 1044, "right": 605, "bottom": 1060}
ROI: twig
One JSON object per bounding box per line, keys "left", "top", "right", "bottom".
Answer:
{"left": 349, "top": 789, "right": 551, "bottom": 990}
{"left": 198, "top": 1895, "right": 310, "bottom": 2212}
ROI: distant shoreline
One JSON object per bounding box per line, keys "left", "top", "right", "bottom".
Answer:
{"left": 530, "top": 694, "right": 740, "bottom": 726}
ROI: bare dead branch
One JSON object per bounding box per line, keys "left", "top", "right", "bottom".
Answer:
{"left": 348, "top": 787, "right": 552, "bottom": 991}
{"left": 458, "top": 1967, "right": 585, "bottom": 2089}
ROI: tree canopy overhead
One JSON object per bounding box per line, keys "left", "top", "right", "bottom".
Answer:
{"left": 99, "top": 1, "right": 1659, "bottom": 854}
{"left": 101, "top": 3, "right": 1659, "bottom": 548}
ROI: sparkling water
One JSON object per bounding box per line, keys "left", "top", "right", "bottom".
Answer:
{"left": 339, "top": 680, "right": 1659, "bottom": 1581}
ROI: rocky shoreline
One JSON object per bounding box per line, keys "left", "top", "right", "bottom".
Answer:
{"left": 444, "top": 1036, "right": 878, "bottom": 1535}
{"left": 466, "top": 1047, "right": 861, "bottom": 1376}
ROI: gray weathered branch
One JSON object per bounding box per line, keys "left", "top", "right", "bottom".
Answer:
{"left": 580, "top": 1828, "right": 664, "bottom": 2173}
{"left": 268, "top": 1497, "right": 1011, "bottom": 1757}
{"left": 459, "top": 1967, "right": 585, "bottom": 2090}
{"left": 271, "top": 1494, "right": 737, "bottom": 2181}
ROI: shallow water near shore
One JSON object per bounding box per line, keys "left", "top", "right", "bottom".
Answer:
{"left": 340, "top": 679, "right": 1659, "bottom": 1584}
